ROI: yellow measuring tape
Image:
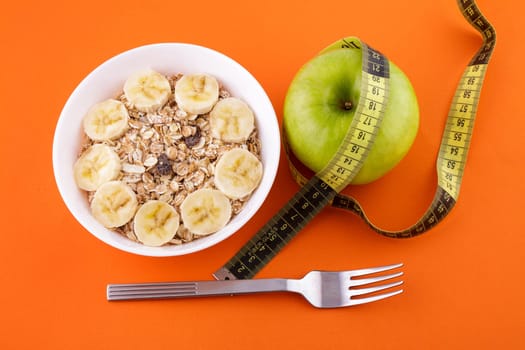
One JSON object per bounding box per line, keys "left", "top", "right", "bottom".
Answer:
{"left": 213, "top": 0, "right": 496, "bottom": 280}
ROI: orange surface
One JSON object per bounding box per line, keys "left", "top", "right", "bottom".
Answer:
{"left": 1, "top": 0, "right": 523, "bottom": 348}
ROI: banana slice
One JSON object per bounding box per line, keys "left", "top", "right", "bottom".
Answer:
{"left": 210, "top": 97, "right": 255, "bottom": 142}
{"left": 123, "top": 69, "right": 171, "bottom": 112}
{"left": 174, "top": 74, "right": 219, "bottom": 115}
{"left": 74, "top": 144, "right": 122, "bottom": 191}
{"left": 180, "top": 189, "right": 232, "bottom": 236}
{"left": 91, "top": 181, "right": 138, "bottom": 228}
{"left": 83, "top": 99, "right": 129, "bottom": 141}
{"left": 133, "top": 200, "right": 180, "bottom": 246}
{"left": 214, "top": 148, "right": 263, "bottom": 199}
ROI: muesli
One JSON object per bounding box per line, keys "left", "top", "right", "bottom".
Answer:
{"left": 73, "top": 69, "right": 263, "bottom": 246}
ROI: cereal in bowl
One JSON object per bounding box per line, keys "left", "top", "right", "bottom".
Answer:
{"left": 73, "top": 69, "right": 263, "bottom": 247}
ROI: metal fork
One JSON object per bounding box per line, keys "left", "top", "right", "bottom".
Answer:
{"left": 107, "top": 263, "right": 403, "bottom": 308}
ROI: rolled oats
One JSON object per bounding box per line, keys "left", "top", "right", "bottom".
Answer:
{"left": 80, "top": 73, "right": 262, "bottom": 246}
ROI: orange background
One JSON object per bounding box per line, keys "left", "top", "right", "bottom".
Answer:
{"left": 1, "top": 0, "right": 523, "bottom": 348}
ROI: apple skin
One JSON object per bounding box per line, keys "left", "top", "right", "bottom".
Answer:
{"left": 283, "top": 45, "right": 419, "bottom": 185}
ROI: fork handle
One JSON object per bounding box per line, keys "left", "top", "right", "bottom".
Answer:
{"left": 107, "top": 278, "right": 289, "bottom": 301}
{"left": 198, "top": 278, "right": 289, "bottom": 295}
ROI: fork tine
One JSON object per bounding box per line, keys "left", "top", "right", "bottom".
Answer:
{"left": 350, "top": 280, "right": 404, "bottom": 297}
{"left": 347, "top": 263, "right": 403, "bottom": 277}
{"left": 350, "top": 271, "right": 404, "bottom": 287}
{"left": 349, "top": 288, "right": 404, "bottom": 306}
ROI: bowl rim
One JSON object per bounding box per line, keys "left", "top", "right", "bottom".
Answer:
{"left": 52, "top": 42, "right": 280, "bottom": 257}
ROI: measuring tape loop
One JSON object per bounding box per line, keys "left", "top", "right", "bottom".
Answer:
{"left": 213, "top": 0, "right": 496, "bottom": 280}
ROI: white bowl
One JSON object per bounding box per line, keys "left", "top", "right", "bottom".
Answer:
{"left": 53, "top": 43, "right": 280, "bottom": 257}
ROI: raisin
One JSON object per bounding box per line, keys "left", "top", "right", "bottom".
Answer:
{"left": 184, "top": 127, "right": 201, "bottom": 148}
{"left": 156, "top": 153, "right": 172, "bottom": 176}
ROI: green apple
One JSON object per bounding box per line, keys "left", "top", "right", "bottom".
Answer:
{"left": 283, "top": 39, "right": 419, "bottom": 185}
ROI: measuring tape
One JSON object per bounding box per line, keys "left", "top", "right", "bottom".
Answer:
{"left": 213, "top": 0, "right": 496, "bottom": 280}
